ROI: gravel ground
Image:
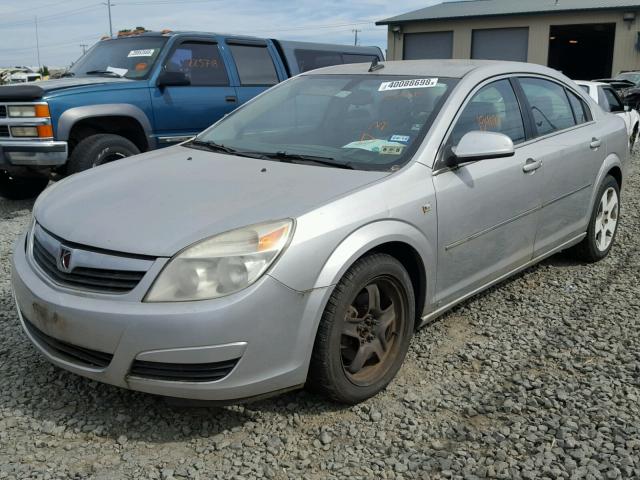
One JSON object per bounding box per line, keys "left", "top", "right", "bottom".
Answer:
{"left": 1, "top": 156, "right": 639, "bottom": 480}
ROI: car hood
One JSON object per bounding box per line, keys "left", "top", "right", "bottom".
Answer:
{"left": 0, "top": 77, "right": 133, "bottom": 100}
{"left": 35, "top": 146, "right": 389, "bottom": 257}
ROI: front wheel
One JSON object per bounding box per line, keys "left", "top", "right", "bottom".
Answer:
{"left": 307, "top": 253, "right": 415, "bottom": 404}
{"left": 66, "top": 134, "right": 140, "bottom": 174}
{"left": 572, "top": 175, "right": 620, "bottom": 262}
{"left": 0, "top": 170, "right": 49, "bottom": 200}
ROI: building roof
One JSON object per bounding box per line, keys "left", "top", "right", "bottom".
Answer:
{"left": 377, "top": 0, "right": 640, "bottom": 25}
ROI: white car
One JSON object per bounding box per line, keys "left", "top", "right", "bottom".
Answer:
{"left": 577, "top": 80, "right": 640, "bottom": 151}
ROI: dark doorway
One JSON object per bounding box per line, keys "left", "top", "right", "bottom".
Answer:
{"left": 548, "top": 23, "right": 615, "bottom": 80}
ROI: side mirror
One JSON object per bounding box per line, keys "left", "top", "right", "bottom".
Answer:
{"left": 157, "top": 70, "right": 190, "bottom": 88}
{"left": 450, "top": 131, "right": 515, "bottom": 166}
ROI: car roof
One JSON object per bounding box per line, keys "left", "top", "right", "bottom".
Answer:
{"left": 302, "top": 59, "right": 568, "bottom": 80}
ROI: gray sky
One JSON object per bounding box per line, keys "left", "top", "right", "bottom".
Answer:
{"left": 0, "top": 0, "right": 440, "bottom": 68}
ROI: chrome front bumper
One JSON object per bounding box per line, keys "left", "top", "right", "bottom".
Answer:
{"left": 0, "top": 140, "right": 68, "bottom": 166}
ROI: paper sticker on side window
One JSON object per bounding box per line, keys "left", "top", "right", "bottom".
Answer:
{"left": 128, "top": 49, "right": 155, "bottom": 58}
{"left": 379, "top": 78, "right": 438, "bottom": 92}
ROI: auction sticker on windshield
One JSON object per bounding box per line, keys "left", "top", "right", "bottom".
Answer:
{"left": 379, "top": 78, "right": 438, "bottom": 91}
{"left": 128, "top": 49, "right": 155, "bottom": 57}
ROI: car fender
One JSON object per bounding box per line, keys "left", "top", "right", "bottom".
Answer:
{"left": 311, "top": 219, "right": 435, "bottom": 309}
{"left": 589, "top": 152, "right": 624, "bottom": 212}
{"left": 56, "top": 104, "right": 154, "bottom": 146}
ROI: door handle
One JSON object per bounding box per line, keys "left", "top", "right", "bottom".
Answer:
{"left": 522, "top": 158, "right": 542, "bottom": 173}
{"left": 225, "top": 96, "right": 237, "bottom": 103}
{"left": 590, "top": 137, "right": 602, "bottom": 149}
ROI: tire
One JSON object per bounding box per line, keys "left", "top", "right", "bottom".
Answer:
{"left": 66, "top": 134, "right": 140, "bottom": 174}
{"left": 572, "top": 175, "right": 620, "bottom": 262}
{"left": 0, "top": 170, "right": 49, "bottom": 200}
{"left": 307, "top": 253, "right": 415, "bottom": 404}
{"left": 630, "top": 125, "right": 638, "bottom": 153}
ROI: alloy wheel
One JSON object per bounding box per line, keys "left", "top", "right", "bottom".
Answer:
{"left": 595, "top": 187, "right": 619, "bottom": 252}
{"left": 340, "top": 276, "right": 406, "bottom": 386}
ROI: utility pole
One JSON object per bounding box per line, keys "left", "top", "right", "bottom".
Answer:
{"left": 34, "top": 16, "right": 41, "bottom": 72}
{"left": 80, "top": 43, "right": 88, "bottom": 55}
{"left": 352, "top": 29, "right": 361, "bottom": 46}
{"left": 104, "top": 0, "right": 114, "bottom": 37}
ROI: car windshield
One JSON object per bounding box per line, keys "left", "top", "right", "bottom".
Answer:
{"left": 68, "top": 37, "right": 167, "bottom": 79}
{"left": 615, "top": 72, "right": 640, "bottom": 85}
{"left": 193, "top": 74, "right": 458, "bottom": 171}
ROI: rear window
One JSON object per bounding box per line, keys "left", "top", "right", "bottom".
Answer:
{"left": 228, "top": 44, "right": 279, "bottom": 86}
{"left": 519, "top": 77, "right": 576, "bottom": 137}
{"left": 294, "top": 49, "right": 379, "bottom": 73}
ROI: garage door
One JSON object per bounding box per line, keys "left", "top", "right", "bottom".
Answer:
{"left": 472, "top": 28, "right": 529, "bottom": 62}
{"left": 403, "top": 31, "right": 453, "bottom": 60}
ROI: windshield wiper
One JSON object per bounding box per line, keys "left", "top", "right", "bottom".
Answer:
{"left": 60, "top": 71, "right": 75, "bottom": 78}
{"left": 187, "top": 139, "right": 266, "bottom": 159}
{"left": 85, "top": 70, "right": 122, "bottom": 77}
{"left": 260, "top": 151, "right": 355, "bottom": 170}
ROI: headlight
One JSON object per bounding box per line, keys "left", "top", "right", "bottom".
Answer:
{"left": 145, "top": 219, "right": 293, "bottom": 302}
{"left": 8, "top": 105, "right": 50, "bottom": 118}
{"left": 10, "top": 126, "right": 39, "bottom": 137}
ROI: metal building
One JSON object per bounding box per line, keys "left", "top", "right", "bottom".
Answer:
{"left": 377, "top": 0, "right": 640, "bottom": 79}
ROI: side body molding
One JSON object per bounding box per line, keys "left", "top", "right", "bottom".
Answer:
{"left": 56, "top": 104, "right": 155, "bottom": 147}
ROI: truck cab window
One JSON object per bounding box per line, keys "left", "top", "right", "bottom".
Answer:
{"left": 228, "top": 45, "right": 278, "bottom": 86}
{"left": 165, "top": 42, "right": 229, "bottom": 86}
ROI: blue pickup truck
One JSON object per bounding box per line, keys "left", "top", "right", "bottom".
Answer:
{"left": 0, "top": 30, "right": 383, "bottom": 199}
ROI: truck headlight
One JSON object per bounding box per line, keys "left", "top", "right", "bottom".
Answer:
{"left": 8, "top": 105, "right": 50, "bottom": 118}
{"left": 145, "top": 219, "right": 293, "bottom": 302}
{"left": 10, "top": 126, "right": 39, "bottom": 137}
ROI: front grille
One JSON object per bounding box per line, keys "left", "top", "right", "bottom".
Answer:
{"left": 129, "top": 359, "right": 239, "bottom": 382}
{"left": 23, "top": 316, "right": 114, "bottom": 368}
{"left": 0, "top": 105, "right": 6, "bottom": 117}
{"left": 0, "top": 125, "right": 8, "bottom": 137}
{"left": 32, "top": 236, "right": 146, "bottom": 294}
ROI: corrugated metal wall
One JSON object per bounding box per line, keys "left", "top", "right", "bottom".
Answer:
{"left": 386, "top": 10, "right": 640, "bottom": 76}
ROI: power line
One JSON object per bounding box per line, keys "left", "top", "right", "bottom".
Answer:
{"left": 0, "top": 0, "right": 87, "bottom": 19}
{"left": 0, "top": 3, "right": 102, "bottom": 28}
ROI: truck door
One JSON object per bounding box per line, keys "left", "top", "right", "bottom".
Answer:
{"left": 151, "top": 39, "right": 238, "bottom": 145}
{"left": 224, "top": 38, "right": 284, "bottom": 106}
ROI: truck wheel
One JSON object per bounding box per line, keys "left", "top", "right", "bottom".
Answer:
{"left": 0, "top": 170, "right": 49, "bottom": 200}
{"left": 66, "top": 134, "right": 140, "bottom": 174}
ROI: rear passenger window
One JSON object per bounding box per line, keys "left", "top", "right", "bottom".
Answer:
{"left": 228, "top": 44, "right": 278, "bottom": 86}
{"left": 295, "top": 50, "right": 343, "bottom": 72}
{"left": 342, "top": 53, "right": 378, "bottom": 64}
{"left": 165, "top": 42, "right": 228, "bottom": 86}
{"left": 601, "top": 87, "right": 624, "bottom": 113}
{"left": 567, "top": 90, "right": 590, "bottom": 124}
{"left": 519, "top": 78, "right": 576, "bottom": 136}
{"left": 294, "top": 50, "right": 381, "bottom": 73}
{"left": 450, "top": 79, "right": 526, "bottom": 146}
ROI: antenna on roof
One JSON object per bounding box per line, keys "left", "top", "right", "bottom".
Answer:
{"left": 369, "top": 57, "right": 384, "bottom": 72}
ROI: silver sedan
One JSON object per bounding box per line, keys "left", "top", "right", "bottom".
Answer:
{"left": 12, "top": 60, "right": 628, "bottom": 404}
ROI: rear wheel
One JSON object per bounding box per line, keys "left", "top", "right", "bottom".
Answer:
{"left": 630, "top": 125, "right": 638, "bottom": 153}
{"left": 572, "top": 175, "right": 620, "bottom": 262}
{"left": 307, "top": 254, "right": 414, "bottom": 404}
{"left": 0, "top": 170, "right": 49, "bottom": 200}
{"left": 66, "top": 134, "right": 140, "bottom": 174}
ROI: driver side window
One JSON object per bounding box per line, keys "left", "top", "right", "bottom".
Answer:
{"left": 449, "top": 79, "right": 526, "bottom": 147}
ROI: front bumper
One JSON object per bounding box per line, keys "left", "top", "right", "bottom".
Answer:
{"left": 0, "top": 140, "right": 67, "bottom": 167}
{"left": 11, "top": 233, "right": 330, "bottom": 401}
